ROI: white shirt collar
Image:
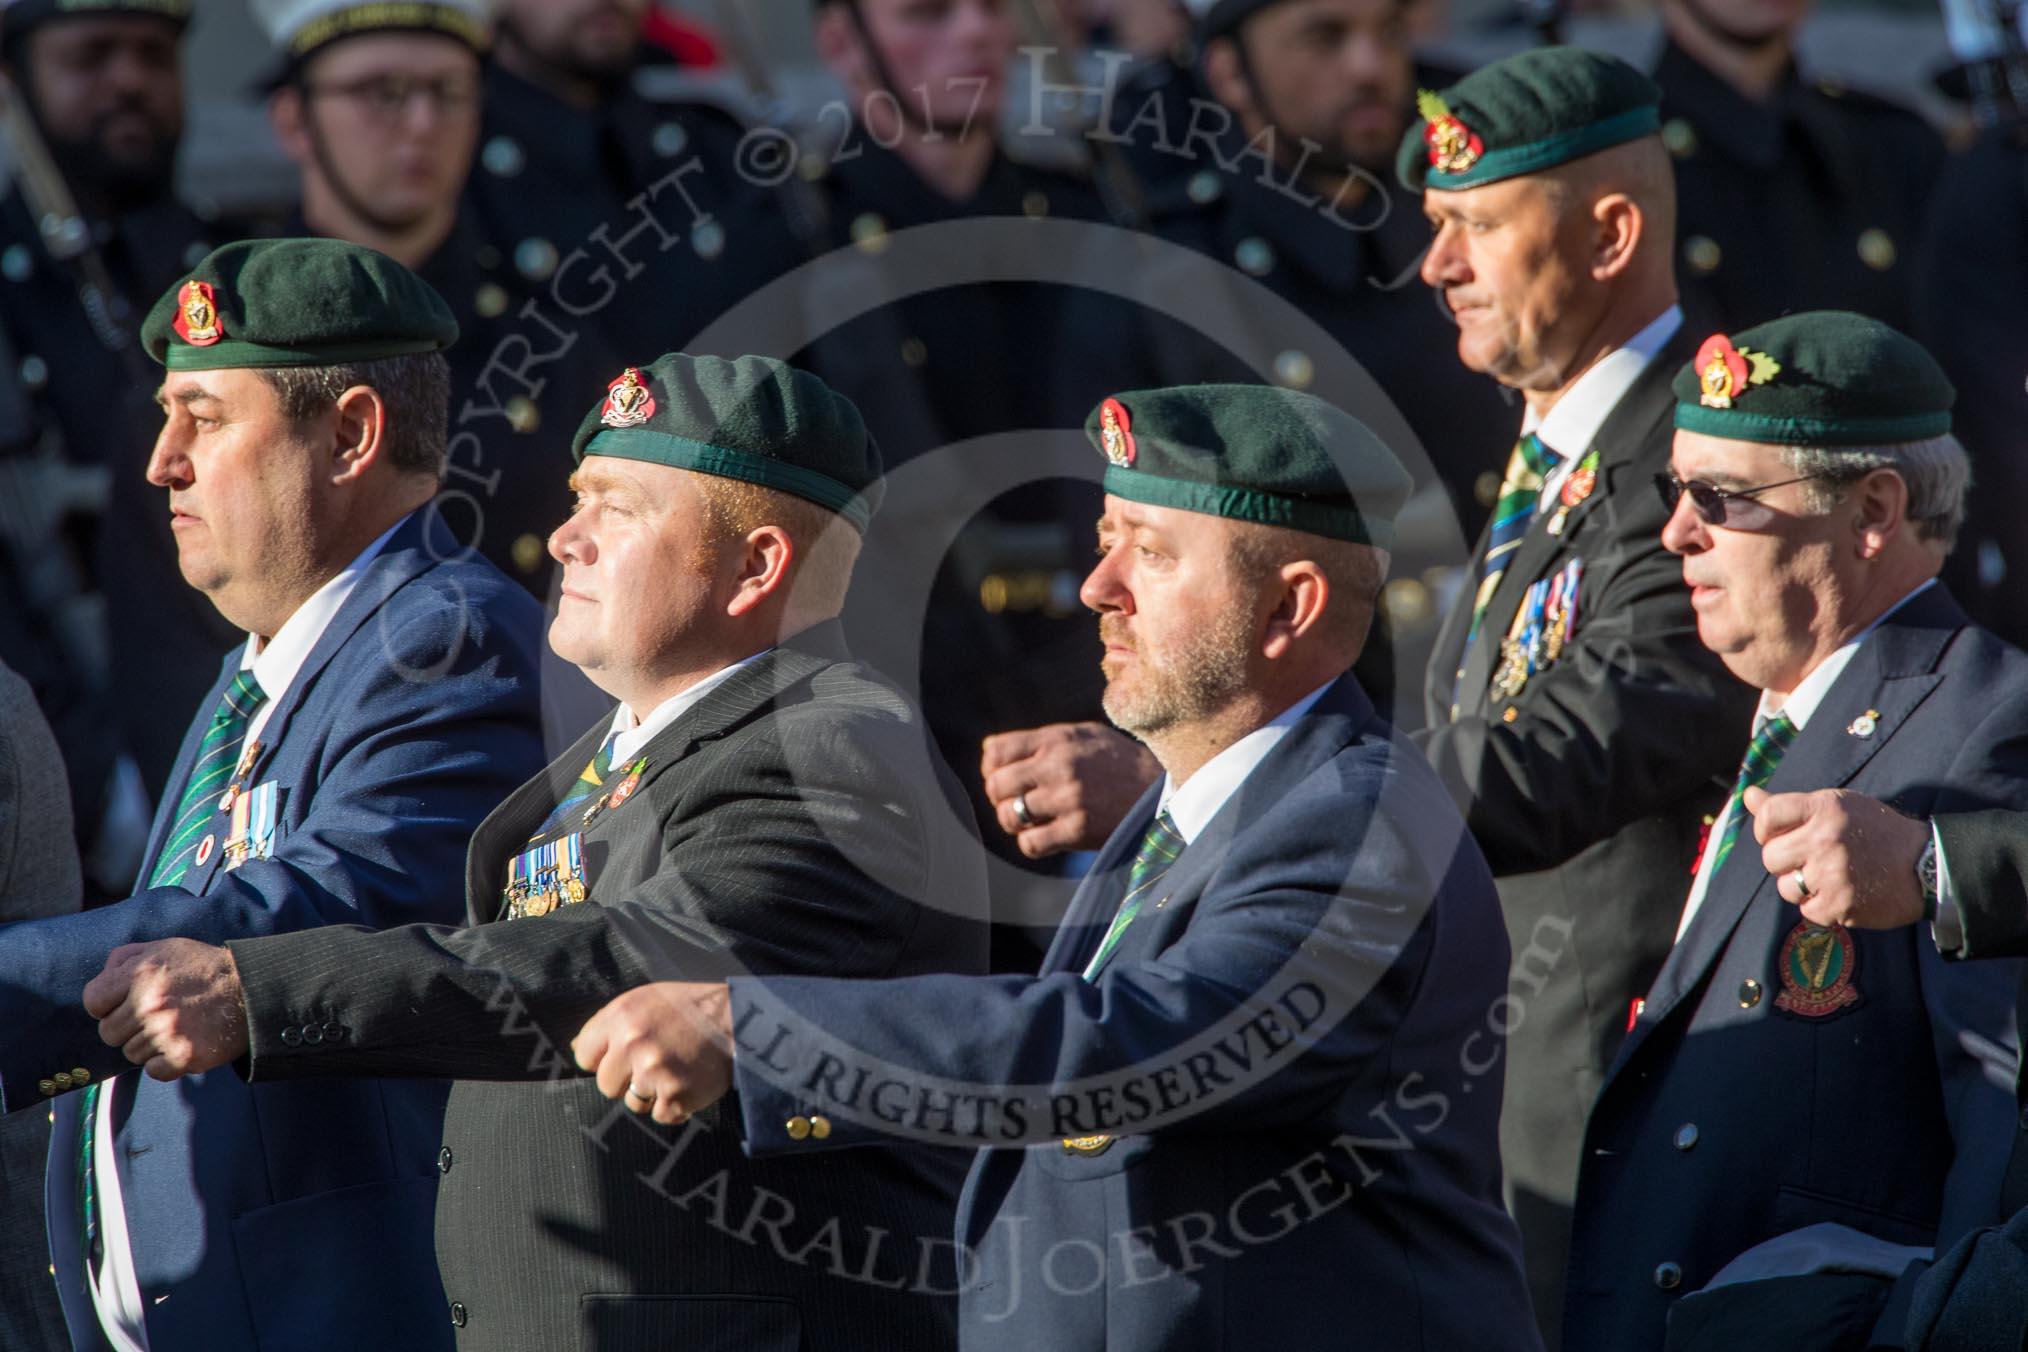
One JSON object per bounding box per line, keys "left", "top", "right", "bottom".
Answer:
{"left": 1155, "top": 680, "right": 1336, "bottom": 844}
{"left": 238, "top": 515, "right": 407, "bottom": 743}
{"left": 1757, "top": 579, "right": 1936, "bottom": 732}
{"left": 605, "top": 650, "right": 770, "bottom": 765}
{"left": 1524, "top": 305, "right": 1683, "bottom": 459}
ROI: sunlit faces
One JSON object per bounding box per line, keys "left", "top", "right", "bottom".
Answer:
{"left": 1659, "top": 429, "right": 1848, "bottom": 693}
{"left": 546, "top": 460, "right": 737, "bottom": 698}
{"left": 147, "top": 368, "right": 330, "bottom": 635}
{"left": 275, "top": 33, "right": 481, "bottom": 232}
{"left": 1419, "top": 173, "right": 1593, "bottom": 392}
{"left": 825, "top": 0, "right": 1015, "bottom": 128}
{"left": 1218, "top": 0, "right": 1414, "bottom": 173}
{"left": 1081, "top": 499, "right": 1261, "bottom": 737}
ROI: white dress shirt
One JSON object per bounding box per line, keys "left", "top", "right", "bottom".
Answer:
{"left": 602, "top": 651, "right": 769, "bottom": 768}
{"left": 91, "top": 516, "right": 407, "bottom": 1350}
{"left": 1156, "top": 681, "right": 1334, "bottom": 845}
{"left": 1525, "top": 305, "right": 1683, "bottom": 500}
{"left": 1675, "top": 580, "right": 1936, "bottom": 942}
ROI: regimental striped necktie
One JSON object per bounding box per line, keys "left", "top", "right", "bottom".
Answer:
{"left": 533, "top": 731, "right": 621, "bottom": 839}
{"left": 82, "top": 668, "right": 267, "bottom": 1272}
{"left": 1708, "top": 711, "right": 1798, "bottom": 877}
{"left": 150, "top": 669, "right": 265, "bottom": 889}
{"left": 1466, "top": 431, "right": 1561, "bottom": 647}
{"left": 1082, "top": 810, "right": 1184, "bottom": 981}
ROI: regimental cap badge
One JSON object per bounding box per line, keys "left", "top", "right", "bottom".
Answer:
{"left": 1695, "top": 333, "right": 1782, "bottom": 409}
{"left": 1418, "top": 89, "right": 1484, "bottom": 176}
{"left": 1098, "top": 397, "right": 1136, "bottom": 468}
{"left": 173, "top": 279, "right": 222, "bottom": 346}
{"left": 600, "top": 366, "right": 656, "bottom": 429}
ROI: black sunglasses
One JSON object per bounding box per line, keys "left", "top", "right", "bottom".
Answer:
{"left": 1653, "top": 470, "right": 1829, "bottom": 526}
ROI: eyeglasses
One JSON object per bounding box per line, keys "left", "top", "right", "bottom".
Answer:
{"left": 302, "top": 74, "right": 480, "bottom": 125}
{"left": 1653, "top": 470, "right": 1831, "bottom": 526}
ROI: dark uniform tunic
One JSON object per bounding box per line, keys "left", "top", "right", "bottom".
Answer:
{"left": 778, "top": 138, "right": 1118, "bottom": 954}
{"left": 0, "top": 190, "right": 235, "bottom": 811}
{"left": 1655, "top": 39, "right": 1945, "bottom": 337}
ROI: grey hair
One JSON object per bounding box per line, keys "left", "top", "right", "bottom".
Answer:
{"left": 255, "top": 351, "right": 452, "bottom": 481}
{"left": 1778, "top": 434, "right": 1970, "bottom": 548}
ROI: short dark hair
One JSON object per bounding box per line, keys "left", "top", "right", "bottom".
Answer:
{"left": 256, "top": 351, "right": 451, "bottom": 480}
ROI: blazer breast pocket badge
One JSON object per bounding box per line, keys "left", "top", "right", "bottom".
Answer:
{"left": 1773, "top": 920, "right": 1861, "bottom": 1018}
{"left": 221, "top": 781, "right": 280, "bottom": 872}
{"left": 502, "top": 832, "right": 590, "bottom": 921}
{"left": 1491, "top": 557, "right": 1584, "bottom": 701}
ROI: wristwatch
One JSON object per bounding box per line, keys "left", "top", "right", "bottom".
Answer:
{"left": 1916, "top": 836, "right": 1939, "bottom": 924}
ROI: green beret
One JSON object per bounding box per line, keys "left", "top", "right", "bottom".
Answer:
{"left": 1085, "top": 384, "right": 1409, "bottom": 549}
{"left": 141, "top": 238, "right": 458, "bottom": 371}
{"left": 570, "top": 354, "right": 884, "bottom": 533}
{"left": 1397, "top": 47, "right": 1660, "bottom": 193}
{"left": 0, "top": 0, "right": 190, "bottom": 37}
{"left": 1672, "top": 311, "right": 1955, "bottom": 446}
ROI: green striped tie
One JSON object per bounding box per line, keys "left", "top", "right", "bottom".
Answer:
{"left": 150, "top": 669, "right": 265, "bottom": 889}
{"left": 1709, "top": 711, "right": 1798, "bottom": 876}
{"left": 1466, "top": 431, "right": 1560, "bottom": 645}
{"left": 82, "top": 667, "right": 266, "bottom": 1271}
{"left": 1082, "top": 811, "right": 1184, "bottom": 981}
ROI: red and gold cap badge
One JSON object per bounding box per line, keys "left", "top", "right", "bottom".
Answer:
{"left": 173, "top": 280, "right": 222, "bottom": 346}
{"left": 600, "top": 366, "right": 656, "bottom": 429}
{"left": 1098, "top": 397, "right": 1136, "bottom": 468}
{"left": 1418, "top": 90, "right": 1483, "bottom": 176}
{"left": 1695, "top": 333, "right": 1782, "bottom": 409}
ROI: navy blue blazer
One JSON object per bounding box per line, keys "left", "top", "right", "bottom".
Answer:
{"left": 0, "top": 510, "right": 547, "bottom": 1352}
{"left": 724, "top": 674, "right": 1541, "bottom": 1351}
{"left": 1565, "top": 585, "right": 2028, "bottom": 1352}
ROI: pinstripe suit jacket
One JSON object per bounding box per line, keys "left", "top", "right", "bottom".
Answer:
{"left": 225, "top": 623, "right": 990, "bottom": 1352}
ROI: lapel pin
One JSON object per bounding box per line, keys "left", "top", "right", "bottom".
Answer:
{"left": 1846, "top": 709, "right": 1879, "bottom": 738}
{"left": 194, "top": 834, "right": 216, "bottom": 868}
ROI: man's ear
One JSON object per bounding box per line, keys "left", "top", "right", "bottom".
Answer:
{"left": 268, "top": 87, "right": 311, "bottom": 167}
{"left": 813, "top": 5, "right": 864, "bottom": 89}
{"left": 726, "top": 525, "right": 794, "bottom": 617}
{"left": 1201, "top": 37, "right": 1252, "bottom": 123}
{"left": 1260, "top": 560, "right": 1328, "bottom": 660}
{"left": 1590, "top": 192, "right": 1643, "bottom": 282}
{"left": 327, "top": 385, "right": 387, "bottom": 484}
{"left": 1850, "top": 468, "right": 1910, "bottom": 561}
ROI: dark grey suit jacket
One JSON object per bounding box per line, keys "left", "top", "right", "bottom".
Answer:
{"left": 1416, "top": 326, "right": 1758, "bottom": 1343}
{"left": 223, "top": 625, "right": 989, "bottom": 1352}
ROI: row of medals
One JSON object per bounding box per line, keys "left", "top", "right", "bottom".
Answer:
{"left": 506, "top": 762, "right": 644, "bottom": 918}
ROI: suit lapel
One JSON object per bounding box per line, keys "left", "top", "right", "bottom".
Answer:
{"left": 1064, "top": 675, "right": 1375, "bottom": 975}
{"left": 1609, "top": 586, "right": 1962, "bottom": 1076}
{"left": 1450, "top": 328, "right": 1692, "bottom": 716}
{"left": 139, "top": 654, "right": 240, "bottom": 877}
{"left": 1041, "top": 784, "right": 1161, "bottom": 976}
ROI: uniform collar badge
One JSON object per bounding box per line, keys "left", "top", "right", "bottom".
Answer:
{"left": 600, "top": 367, "right": 656, "bottom": 429}
{"left": 1696, "top": 333, "right": 1782, "bottom": 408}
{"left": 1099, "top": 397, "right": 1136, "bottom": 467}
{"left": 1418, "top": 90, "right": 1484, "bottom": 176}
{"left": 173, "top": 280, "right": 223, "bottom": 346}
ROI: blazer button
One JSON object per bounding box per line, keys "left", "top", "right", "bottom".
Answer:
{"left": 785, "top": 1116, "right": 812, "bottom": 1141}
{"left": 52, "top": 1073, "right": 71, "bottom": 1091}
{"left": 322, "top": 1022, "right": 346, "bottom": 1043}
{"left": 438, "top": 1147, "right": 454, "bottom": 1174}
{"left": 810, "top": 1115, "right": 832, "bottom": 1141}
{"left": 449, "top": 1301, "right": 467, "bottom": 1328}
{"left": 1654, "top": 1262, "right": 1682, "bottom": 1290}
{"left": 37, "top": 1080, "right": 55, "bottom": 1097}
{"left": 1673, "top": 1123, "right": 1699, "bottom": 1151}
{"left": 71, "top": 1068, "right": 91, "bottom": 1086}
{"left": 280, "top": 1026, "right": 303, "bottom": 1048}
{"left": 302, "top": 1024, "right": 325, "bottom": 1046}
{"left": 1738, "top": 979, "right": 1762, "bottom": 1009}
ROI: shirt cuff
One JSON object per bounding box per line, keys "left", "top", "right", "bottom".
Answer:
{"left": 1929, "top": 820, "right": 1965, "bottom": 955}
